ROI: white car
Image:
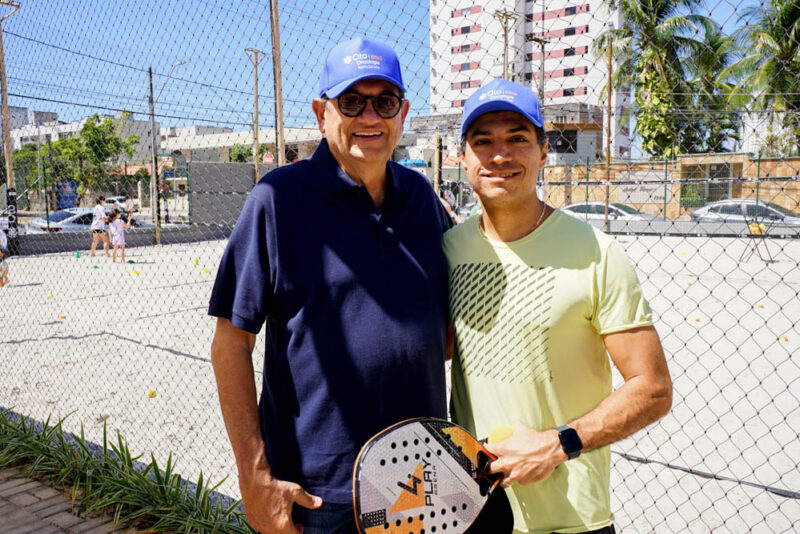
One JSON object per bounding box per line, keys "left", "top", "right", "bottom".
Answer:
{"left": 562, "top": 201, "right": 660, "bottom": 222}
{"left": 28, "top": 207, "right": 154, "bottom": 233}
{"left": 690, "top": 199, "right": 800, "bottom": 226}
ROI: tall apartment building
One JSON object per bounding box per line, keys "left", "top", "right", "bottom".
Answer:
{"left": 429, "top": 0, "right": 630, "bottom": 161}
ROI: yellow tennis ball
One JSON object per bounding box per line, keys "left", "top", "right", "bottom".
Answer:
{"left": 147, "top": 390, "right": 157, "bottom": 398}
{"left": 488, "top": 425, "right": 514, "bottom": 444}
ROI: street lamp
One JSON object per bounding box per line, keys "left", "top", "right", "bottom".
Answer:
{"left": 148, "top": 60, "right": 185, "bottom": 236}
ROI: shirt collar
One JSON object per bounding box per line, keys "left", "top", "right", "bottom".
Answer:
{"left": 311, "top": 138, "right": 409, "bottom": 195}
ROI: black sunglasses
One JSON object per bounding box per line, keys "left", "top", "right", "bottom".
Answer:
{"left": 329, "top": 92, "right": 404, "bottom": 119}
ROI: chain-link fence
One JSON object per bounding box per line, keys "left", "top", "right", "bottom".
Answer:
{"left": 1, "top": 0, "right": 799, "bottom": 531}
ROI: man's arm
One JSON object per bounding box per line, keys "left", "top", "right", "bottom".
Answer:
{"left": 211, "top": 317, "right": 321, "bottom": 534}
{"left": 487, "top": 325, "right": 672, "bottom": 486}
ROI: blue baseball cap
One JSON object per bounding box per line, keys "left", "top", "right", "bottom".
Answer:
{"left": 460, "top": 79, "right": 544, "bottom": 137}
{"left": 319, "top": 38, "right": 406, "bottom": 98}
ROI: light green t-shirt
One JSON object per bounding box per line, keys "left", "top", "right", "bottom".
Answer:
{"left": 442, "top": 209, "right": 652, "bottom": 534}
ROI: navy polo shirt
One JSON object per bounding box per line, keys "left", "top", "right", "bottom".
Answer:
{"left": 208, "top": 139, "right": 452, "bottom": 503}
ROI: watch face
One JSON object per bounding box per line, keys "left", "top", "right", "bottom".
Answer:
{"left": 558, "top": 426, "right": 583, "bottom": 457}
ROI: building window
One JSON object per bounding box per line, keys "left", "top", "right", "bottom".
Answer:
{"left": 452, "top": 43, "right": 481, "bottom": 54}
{"left": 563, "top": 88, "right": 575, "bottom": 97}
{"left": 453, "top": 62, "right": 479, "bottom": 72}
{"left": 547, "top": 130, "right": 578, "bottom": 153}
{"left": 453, "top": 100, "right": 465, "bottom": 108}
{"left": 452, "top": 24, "right": 480, "bottom": 35}
{"left": 452, "top": 6, "right": 481, "bottom": 17}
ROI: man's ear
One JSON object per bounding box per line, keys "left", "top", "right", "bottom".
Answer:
{"left": 312, "top": 99, "right": 326, "bottom": 134}
{"left": 399, "top": 98, "right": 410, "bottom": 123}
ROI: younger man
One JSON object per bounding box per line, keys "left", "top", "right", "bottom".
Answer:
{"left": 444, "top": 79, "right": 672, "bottom": 533}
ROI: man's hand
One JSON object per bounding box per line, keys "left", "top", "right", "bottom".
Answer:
{"left": 485, "top": 421, "right": 566, "bottom": 487}
{"left": 239, "top": 468, "right": 322, "bottom": 534}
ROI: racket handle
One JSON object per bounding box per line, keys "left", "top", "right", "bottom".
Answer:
{"left": 487, "top": 425, "right": 514, "bottom": 444}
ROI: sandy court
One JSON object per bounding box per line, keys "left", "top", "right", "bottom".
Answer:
{"left": 1, "top": 235, "right": 799, "bottom": 532}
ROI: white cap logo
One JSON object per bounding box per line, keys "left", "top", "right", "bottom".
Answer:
{"left": 344, "top": 55, "right": 353, "bottom": 64}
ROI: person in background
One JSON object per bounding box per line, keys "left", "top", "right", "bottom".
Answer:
{"left": 90, "top": 196, "right": 110, "bottom": 258}
{"left": 107, "top": 208, "right": 132, "bottom": 263}
{"left": 0, "top": 229, "right": 9, "bottom": 287}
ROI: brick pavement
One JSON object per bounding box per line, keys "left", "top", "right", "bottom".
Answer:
{"left": 0, "top": 467, "right": 140, "bottom": 534}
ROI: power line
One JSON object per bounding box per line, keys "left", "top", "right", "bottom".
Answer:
{"left": 8, "top": 93, "right": 251, "bottom": 127}
{"left": 4, "top": 30, "right": 317, "bottom": 107}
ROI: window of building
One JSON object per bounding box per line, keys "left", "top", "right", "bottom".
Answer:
{"left": 565, "top": 6, "right": 576, "bottom": 15}
{"left": 563, "top": 67, "right": 574, "bottom": 77}
{"left": 563, "top": 88, "right": 575, "bottom": 97}
{"left": 547, "top": 130, "right": 578, "bottom": 153}
{"left": 452, "top": 25, "right": 480, "bottom": 35}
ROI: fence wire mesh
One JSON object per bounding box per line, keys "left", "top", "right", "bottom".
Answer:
{"left": 1, "top": 0, "right": 799, "bottom": 532}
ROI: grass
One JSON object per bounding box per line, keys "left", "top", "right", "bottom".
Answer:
{"left": 0, "top": 410, "right": 256, "bottom": 533}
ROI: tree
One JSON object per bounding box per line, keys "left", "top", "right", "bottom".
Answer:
{"left": 595, "top": 0, "right": 714, "bottom": 159}
{"left": 724, "top": 0, "right": 800, "bottom": 154}
{"left": 683, "top": 22, "right": 740, "bottom": 153}
{"left": 39, "top": 115, "right": 139, "bottom": 189}
{"left": 229, "top": 143, "right": 252, "bottom": 163}
{"left": 80, "top": 115, "right": 139, "bottom": 184}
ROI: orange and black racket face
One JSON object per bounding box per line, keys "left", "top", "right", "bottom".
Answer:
{"left": 353, "top": 418, "right": 505, "bottom": 534}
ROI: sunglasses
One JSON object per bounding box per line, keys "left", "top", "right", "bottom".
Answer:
{"left": 329, "top": 92, "right": 404, "bottom": 119}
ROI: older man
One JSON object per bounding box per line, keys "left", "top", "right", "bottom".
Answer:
{"left": 208, "top": 39, "right": 451, "bottom": 534}
{"left": 444, "top": 79, "right": 672, "bottom": 534}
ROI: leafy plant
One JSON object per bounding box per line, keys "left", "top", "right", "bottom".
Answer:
{"left": 0, "top": 410, "right": 255, "bottom": 534}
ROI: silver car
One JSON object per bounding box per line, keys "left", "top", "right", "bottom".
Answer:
{"left": 562, "top": 201, "right": 660, "bottom": 222}
{"left": 690, "top": 199, "right": 800, "bottom": 225}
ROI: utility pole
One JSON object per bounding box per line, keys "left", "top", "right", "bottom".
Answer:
{"left": 604, "top": 36, "right": 613, "bottom": 233}
{"left": 494, "top": 9, "right": 518, "bottom": 80}
{"left": 529, "top": 37, "right": 547, "bottom": 99}
{"left": 269, "top": 0, "right": 286, "bottom": 168}
{"left": 0, "top": 1, "right": 20, "bottom": 255}
{"left": 148, "top": 66, "right": 161, "bottom": 245}
{"left": 433, "top": 136, "right": 442, "bottom": 195}
{"left": 245, "top": 48, "right": 265, "bottom": 183}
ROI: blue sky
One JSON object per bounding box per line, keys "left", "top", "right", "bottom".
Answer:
{"left": 2, "top": 0, "right": 760, "bottom": 136}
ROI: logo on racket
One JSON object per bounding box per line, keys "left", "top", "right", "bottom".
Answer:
{"left": 390, "top": 459, "right": 437, "bottom": 513}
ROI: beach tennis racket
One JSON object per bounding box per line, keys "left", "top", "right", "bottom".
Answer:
{"left": 353, "top": 417, "right": 512, "bottom": 534}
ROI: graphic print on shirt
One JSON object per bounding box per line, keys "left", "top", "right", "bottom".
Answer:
{"left": 450, "top": 263, "right": 555, "bottom": 384}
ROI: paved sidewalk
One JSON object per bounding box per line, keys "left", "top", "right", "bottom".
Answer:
{"left": 0, "top": 467, "right": 140, "bottom": 533}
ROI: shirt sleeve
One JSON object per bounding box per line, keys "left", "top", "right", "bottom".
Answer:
{"left": 208, "top": 185, "right": 273, "bottom": 334}
{"left": 592, "top": 238, "right": 653, "bottom": 335}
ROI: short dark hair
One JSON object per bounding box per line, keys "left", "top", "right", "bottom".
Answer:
{"left": 460, "top": 123, "right": 547, "bottom": 153}
{"left": 97, "top": 196, "right": 105, "bottom": 203}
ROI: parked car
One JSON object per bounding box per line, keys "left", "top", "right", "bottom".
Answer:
{"left": 562, "top": 201, "right": 660, "bottom": 222}
{"left": 28, "top": 208, "right": 155, "bottom": 233}
{"left": 690, "top": 199, "right": 800, "bottom": 226}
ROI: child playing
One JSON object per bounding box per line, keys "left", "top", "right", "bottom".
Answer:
{"left": 107, "top": 208, "right": 132, "bottom": 263}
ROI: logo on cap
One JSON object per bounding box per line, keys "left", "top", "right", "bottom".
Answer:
{"left": 344, "top": 55, "right": 353, "bottom": 64}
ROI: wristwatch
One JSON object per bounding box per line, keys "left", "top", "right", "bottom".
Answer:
{"left": 556, "top": 425, "right": 583, "bottom": 460}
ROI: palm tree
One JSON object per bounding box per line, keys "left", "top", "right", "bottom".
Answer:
{"left": 594, "top": 0, "right": 714, "bottom": 159}
{"left": 683, "top": 22, "right": 740, "bottom": 153}
{"left": 724, "top": 0, "right": 800, "bottom": 154}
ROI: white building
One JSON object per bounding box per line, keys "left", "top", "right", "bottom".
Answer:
{"left": 428, "top": 0, "right": 630, "bottom": 160}
{"left": 740, "top": 111, "right": 798, "bottom": 156}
